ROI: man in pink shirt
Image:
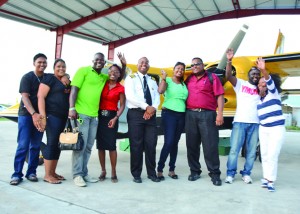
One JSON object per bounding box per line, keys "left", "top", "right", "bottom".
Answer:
{"left": 185, "top": 57, "right": 224, "bottom": 186}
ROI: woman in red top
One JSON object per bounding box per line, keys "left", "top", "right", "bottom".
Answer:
{"left": 97, "top": 53, "right": 126, "bottom": 183}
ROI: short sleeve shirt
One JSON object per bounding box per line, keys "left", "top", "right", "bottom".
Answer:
{"left": 41, "top": 74, "right": 70, "bottom": 119}
{"left": 100, "top": 82, "right": 125, "bottom": 111}
{"left": 71, "top": 66, "right": 108, "bottom": 117}
{"left": 18, "top": 71, "right": 50, "bottom": 116}
{"left": 234, "top": 78, "right": 259, "bottom": 123}
{"left": 162, "top": 77, "right": 188, "bottom": 112}
{"left": 186, "top": 72, "right": 224, "bottom": 111}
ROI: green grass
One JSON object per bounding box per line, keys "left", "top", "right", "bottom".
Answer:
{"left": 286, "top": 126, "right": 300, "bottom": 131}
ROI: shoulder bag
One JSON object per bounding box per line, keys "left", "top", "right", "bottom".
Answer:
{"left": 59, "top": 118, "right": 83, "bottom": 151}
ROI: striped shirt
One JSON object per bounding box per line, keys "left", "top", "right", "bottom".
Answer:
{"left": 257, "top": 76, "right": 285, "bottom": 127}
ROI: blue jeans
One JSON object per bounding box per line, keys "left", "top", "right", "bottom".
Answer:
{"left": 157, "top": 109, "right": 185, "bottom": 172}
{"left": 226, "top": 122, "right": 259, "bottom": 177}
{"left": 11, "top": 115, "right": 43, "bottom": 179}
{"left": 72, "top": 114, "right": 98, "bottom": 178}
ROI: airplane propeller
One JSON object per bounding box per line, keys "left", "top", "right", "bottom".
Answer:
{"left": 217, "top": 24, "right": 249, "bottom": 70}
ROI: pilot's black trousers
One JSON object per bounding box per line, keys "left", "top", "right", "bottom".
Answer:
{"left": 127, "top": 109, "right": 158, "bottom": 178}
{"left": 185, "top": 110, "right": 221, "bottom": 176}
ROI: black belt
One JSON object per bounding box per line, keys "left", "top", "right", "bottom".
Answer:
{"left": 99, "top": 110, "right": 117, "bottom": 117}
{"left": 188, "top": 108, "right": 212, "bottom": 112}
{"left": 130, "top": 108, "right": 145, "bottom": 112}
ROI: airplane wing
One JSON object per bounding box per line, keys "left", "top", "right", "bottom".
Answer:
{"left": 263, "top": 52, "right": 300, "bottom": 77}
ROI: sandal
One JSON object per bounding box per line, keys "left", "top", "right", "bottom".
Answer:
{"left": 10, "top": 177, "right": 22, "bottom": 186}
{"left": 168, "top": 172, "right": 178, "bottom": 179}
{"left": 55, "top": 174, "right": 66, "bottom": 181}
{"left": 157, "top": 172, "right": 165, "bottom": 181}
{"left": 26, "top": 174, "right": 38, "bottom": 182}
{"left": 43, "top": 179, "right": 62, "bottom": 184}
{"left": 111, "top": 176, "right": 118, "bottom": 183}
{"left": 98, "top": 171, "right": 106, "bottom": 181}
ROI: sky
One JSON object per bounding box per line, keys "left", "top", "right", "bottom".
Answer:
{"left": 1, "top": 15, "right": 300, "bottom": 104}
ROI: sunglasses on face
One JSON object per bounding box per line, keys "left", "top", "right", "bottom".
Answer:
{"left": 191, "top": 63, "right": 202, "bottom": 67}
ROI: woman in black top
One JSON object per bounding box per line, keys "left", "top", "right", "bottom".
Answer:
{"left": 38, "top": 59, "right": 70, "bottom": 184}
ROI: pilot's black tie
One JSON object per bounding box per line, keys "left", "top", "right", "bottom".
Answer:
{"left": 143, "top": 76, "right": 152, "bottom": 106}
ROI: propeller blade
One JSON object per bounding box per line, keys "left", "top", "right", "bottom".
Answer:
{"left": 217, "top": 24, "right": 249, "bottom": 69}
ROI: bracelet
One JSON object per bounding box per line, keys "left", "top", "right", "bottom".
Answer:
{"left": 69, "top": 107, "right": 76, "bottom": 111}
{"left": 31, "top": 111, "right": 36, "bottom": 116}
{"left": 115, "top": 115, "right": 119, "bottom": 119}
{"left": 162, "top": 79, "right": 166, "bottom": 81}
{"left": 227, "top": 61, "right": 232, "bottom": 64}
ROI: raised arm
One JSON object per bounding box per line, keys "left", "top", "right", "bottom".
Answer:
{"left": 117, "top": 52, "right": 127, "bottom": 78}
{"left": 256, "top": 57, "right": 269, "bottom": 80}
{"left": 158, "top": 70, "right": 167, "bottom": 94}
{"left": 226, "top": 48, "right": 237, "bottom": 87}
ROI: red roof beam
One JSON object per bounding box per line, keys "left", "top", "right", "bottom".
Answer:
{"left": 51, "top": 0, "right": 150, "bottom": 34}
{"left": 0, "top": 0, "right": 8, "bottom": 7}
{"left": 110, "top": 9, "right": 300, "bottom": 48}
{"left": 0, "top": 9, "right": 52, "bottom": 27}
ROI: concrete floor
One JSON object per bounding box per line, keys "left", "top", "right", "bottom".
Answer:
{"left": 0, "top": 121, "right": 299, "bottom": 214}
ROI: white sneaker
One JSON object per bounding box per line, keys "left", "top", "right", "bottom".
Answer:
{"left": 242, "top": 175, "right": 252, "bottom": 184}
{"left": 225, "top": 176, "right": 234, "bottom": 184}
{"left": 83, "top": 175, "right": 98, "bottom": 183}
{"left": 261, "top": 178, "right": 268, "bottom": 188}
{"left": 74, "top": 176, "right": 87, "bottom": 187}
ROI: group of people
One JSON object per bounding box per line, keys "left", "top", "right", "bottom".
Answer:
{"left": 10, "top": 49, "right": 285, "bottom": 192}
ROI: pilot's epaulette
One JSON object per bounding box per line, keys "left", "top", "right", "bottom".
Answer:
{"left": 129, "top": 74, "right": 135, "bottom": 78}
{"left": 151, "top": 76, "right": 156, "bottom": 81}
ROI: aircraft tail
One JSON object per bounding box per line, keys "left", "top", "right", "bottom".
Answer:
{"left": 274, "top": 30, "right": 285, "bottom": 54}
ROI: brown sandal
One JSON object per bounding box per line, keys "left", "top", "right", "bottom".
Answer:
{"left": 98, "top": 171, "right": 106, "bottom": 181}
{"left": 111, "top": 176, "right": 118, "bottom": 183}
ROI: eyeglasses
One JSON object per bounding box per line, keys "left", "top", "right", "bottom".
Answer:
{"left": 191, "top": 63, "right": 202, "bottom": 67}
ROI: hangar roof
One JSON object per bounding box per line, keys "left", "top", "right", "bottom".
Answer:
{"left": 1, "top": 0, "right": 300, "bottom": 48}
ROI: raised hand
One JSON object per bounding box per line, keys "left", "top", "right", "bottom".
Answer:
{"left": 256, "top": 57, "right": 265, "bottom": 71}
{"left": 226, "top": 48, "right": 234, "bottom": 61}
{"left": 117, "top": 52, "right": 126, "bottom": 66}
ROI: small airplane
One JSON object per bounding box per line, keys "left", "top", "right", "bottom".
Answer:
{"left": 1, "top": 25, "right": 300, "bottom": 138}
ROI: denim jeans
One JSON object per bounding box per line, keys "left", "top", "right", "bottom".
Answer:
{"left": 157, "top": 109, "right": 185, "bottom": 173}
{"left": 226, "top": 122, "right": 259, "bottom": 177}
{"left": 11, "top": 115, "right": 43, "bottom": 179}
{"left": 43, "top": 114, "right": 66, "bottom": 160}
{"left": 72, "top": 114, "right": 98, "bottom": 178}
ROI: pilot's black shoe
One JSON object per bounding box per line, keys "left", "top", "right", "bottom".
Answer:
{"left": 209, "top": 173, "right": 222, "bottom": 186}
{"left": 133, "top": 177, "right": 142, "bottom": 183}
{"left": 188, "top": 174, "right": 200, "bottom": 181}
{"left": 147, "top": 175, "right": 160, "bottom": 182}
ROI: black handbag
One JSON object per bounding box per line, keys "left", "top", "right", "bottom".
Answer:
{"left": 59, "top": 118, "right": 84, "bottom": 151}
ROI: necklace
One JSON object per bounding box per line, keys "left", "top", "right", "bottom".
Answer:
{"left": 33, "top": 71, "right": 43, "bottom": 83}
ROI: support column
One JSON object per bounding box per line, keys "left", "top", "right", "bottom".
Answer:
{"left": 108, "top": 43, "right": 115, "bottom": 61}
{"left": 55, "top": 28, "right": 64, "bottom": 59}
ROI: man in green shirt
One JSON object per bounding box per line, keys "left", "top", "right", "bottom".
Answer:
{"left": 69, "top": 52, "right": 108, "bottom": 187}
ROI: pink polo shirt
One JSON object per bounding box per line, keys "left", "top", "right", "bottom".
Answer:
{"left": 186, "top": 72, "right": 224, "bottom": 111}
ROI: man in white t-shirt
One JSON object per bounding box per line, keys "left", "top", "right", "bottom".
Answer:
{"left": 224, "top": 48, "right": 260, "bottom": 184}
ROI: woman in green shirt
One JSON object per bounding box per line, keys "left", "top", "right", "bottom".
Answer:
{"left": 157, "top": 62, "right": 188, "bottom": 180}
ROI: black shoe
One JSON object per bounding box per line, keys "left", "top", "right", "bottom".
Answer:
{"left": 209, "top": 174, "right": 222, "bottom": 186}
{"left": 133, "top": 177, "right": 142, "bottom": 183}
{"left": 157, "top": 175, "right": 165, "bottom": 181}
{"left": 147, "top": 175, "right": 160, "bottom": 182}
{"left": 188, "top": 174, "right": 200, "bottom": 181}
{"left": 26, "top": 174, "right": 38, "bottom": 182}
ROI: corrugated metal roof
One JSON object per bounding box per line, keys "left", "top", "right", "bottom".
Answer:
{"left": 1, "top": 0, "right": 300, "bottom": 48}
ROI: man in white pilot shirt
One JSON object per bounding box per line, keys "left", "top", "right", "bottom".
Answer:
{"left": 124, "top": 56, "right": 160, "bottom": 183}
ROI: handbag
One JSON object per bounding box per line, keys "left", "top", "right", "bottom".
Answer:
{"left": 59, "top": 118, "right": 84, "bottom": 151}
